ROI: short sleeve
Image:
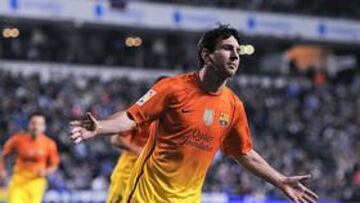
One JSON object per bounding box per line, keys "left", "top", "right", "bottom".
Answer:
{"left": 127, "top": 79, "right": 173, "bottom": 125}
{"left": 222, "top": 101, "right": 253, "bottom": 156}
{"left": 48, "top": 140, "right": 60, "bottom": 167}
{"left": 2, "top": 135, "right": 18, "bottom": 156}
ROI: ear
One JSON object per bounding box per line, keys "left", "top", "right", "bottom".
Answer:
{"left": 201, "top": 48, "right": 211, "bottom": 64}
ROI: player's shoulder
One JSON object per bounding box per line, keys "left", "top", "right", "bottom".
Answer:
{"left": 224, "top": 86, "right": 244, "bottom": 105}
{"left": 41, "top": 134, "right": 57, "bottom": 144}
{"left": 154, "top": 72, "right": 197, "bottom": 92}
{"left": 156, "top": 72, "right": 195, "bottom": 85}
{"left": 9, "top": 132, "right": 27, "bottom": 140}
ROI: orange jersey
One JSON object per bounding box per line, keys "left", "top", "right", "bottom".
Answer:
{"left": 124, "top": 72, "right": 252, "bottom": 203}
{"left": 122, "top": 122, "right": 152, "bottom": 148}
{"left": 1, "top": 132, "right": 59, "bottom": 177}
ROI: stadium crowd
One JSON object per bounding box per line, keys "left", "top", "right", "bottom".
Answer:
{"left": 0, "top": 25, "right": 198, "bottom": 71}
{"left": 0, "top": 68, "right": 358, "bottom": 201}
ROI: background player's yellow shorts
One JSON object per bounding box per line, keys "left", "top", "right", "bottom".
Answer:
{"left": 106, "top": 151, "right": 138, "bottom": 203}
{"left": 7, "top": 173, "right": 47, "bottom": 203}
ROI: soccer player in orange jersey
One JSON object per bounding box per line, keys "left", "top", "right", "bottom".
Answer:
{"left": 106, "top": 121, "right": 156, "bottom": 203}
{"left": 70, "top": 25, "right": 319, "bottom": 203}
{"left": 0, "top": 112, "right": 59, "bottom": 203}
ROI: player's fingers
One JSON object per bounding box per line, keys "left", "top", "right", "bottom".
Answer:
{"left": 293, "top": 198, "right": 300, "bottom": 203}
{"left": 296, "top": 174, "right": 311, "bottom": 182}
{"left": 286, "top": 193, "right": 300, "bottom": 203}
{"left": 299, "top": 197, "right": 308, "bottom": 203}
{"left": 86, "top": 112, "right": 97, "bottom": 122}
{"left": 70, "top": 126, "right": 83, "bottom": 134}
{"left": 70, "top": 132, "right": 81, "bottom": 140}
{"left": 73, "top": 137, "right": 83, "bottom": 144}
{"left": 70, "top": 120, "right": 82, "bottom": 126}
{"left": 298, "top": 195, "right": 309, "bottom": 203}
{"left": 82, "top": 121, "right": 94, "bottom": 128}
{"left": 302, "top": 192, "right": 316, "bottom": 203}
{"left": 304, "top": 187, "right": 319, "bottom": 200}
{"left": 81, "top": 120, "right": 93, "bottom": 125}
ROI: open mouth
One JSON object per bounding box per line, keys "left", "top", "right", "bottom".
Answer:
{"left": 228, "top": 63, "right": 237, "bottom": 69}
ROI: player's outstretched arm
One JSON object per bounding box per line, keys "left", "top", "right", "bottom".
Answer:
{"left": 234, "top": 149, "right": 318, "bottom": 203}
{"left": 37, "top": 165, "right": 58, "bottom": 177}
{"left": 69, "top": 111, "right": 136, "bottom": 144}
{"left": 0, "top": 138, "right": 16, "bottom": 182}
{"left": 0, "top": 155, "right": 7, "bottom": 181}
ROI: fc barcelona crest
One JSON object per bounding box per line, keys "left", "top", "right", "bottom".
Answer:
{"left": 219, "top": 112, "right": 229, "bottom": 127}
{"left": 203, "top": 108, "right": 214, "bottom": 126}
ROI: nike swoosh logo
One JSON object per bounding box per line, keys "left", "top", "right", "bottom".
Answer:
{"left": 181, "top": 109, "right": 194, "bottom": 113}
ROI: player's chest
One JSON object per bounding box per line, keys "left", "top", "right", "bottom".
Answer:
{"left": 166, "top": 94, "right": 234, "bottom": 135}
{"left": 17, "top": 140, "right": 47, "bottom": 159}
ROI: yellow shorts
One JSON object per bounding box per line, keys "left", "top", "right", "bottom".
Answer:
{"left": 7, "top": 173, "right": 47, "bottom": 203}
{"left": 106, "top": 151, "right": 138, "bottom": 203}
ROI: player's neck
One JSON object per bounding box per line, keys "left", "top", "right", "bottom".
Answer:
{"left": 28, "top": 131, "right": 40, "bottom": 140}
{"left": 198, "top": 67, "right": 227, "bottom": 94}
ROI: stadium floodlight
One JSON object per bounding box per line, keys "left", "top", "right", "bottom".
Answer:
{"left": 11, "top": 28, "right": 20, "bottom": 38}
{"left": 239, "top": 45, "right": 246, "bottom": 55}
{"left": 2, "top": 28, "right": 11, "bottom": 38}
{"left": 125, "top": 37, "right": 135, "bottom": 47}
{"left": 2, "top": 28, "right": 20, "bottom": 38}
{"left": 246, "top": 45, "right": 255, "bottom": 55}
{"left": 133, "top": 37, "right": 143, "bottom": 47}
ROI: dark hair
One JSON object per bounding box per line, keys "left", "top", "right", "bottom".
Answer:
{"left": 197, "top": 24, "right": 241, "bottom": 67}
{"left": 154, "top": 75, "right": 168, "bottom": 84}
{"left": 28, "top": 111, "right": 47, "bottom": 120}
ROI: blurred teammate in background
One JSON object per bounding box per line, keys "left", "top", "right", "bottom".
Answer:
{"left": 70, "top": 25, "right": 318, "bottom": 203}
{"left": 106, "top": 76, "right": 165, "bottom": 203}
{"left": 0, "top": 112, "right": 60, "bottom": 203}
{"left": 106, "top": 122, "right": 157, "bottom": 203}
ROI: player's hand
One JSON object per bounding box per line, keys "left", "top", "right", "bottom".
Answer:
{"left": 280, "top": 174, "right": 318, "bottom": 203}
{"left": 69, "top": 112, "right": 99, "bottom": 144}
{"left": 134, "top": 147, "right": 143, "bottom": 156}
{"left": 0, "top": 170, "right": 6, "bottom": 182}
{"left": 37, "top": 169, "right": 47, "bottom": 177}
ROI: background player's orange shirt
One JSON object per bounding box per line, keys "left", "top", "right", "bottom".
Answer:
{"left": 124, "top": 72, "right": 253, "bottom": 202}
{"left": 106, "top": 122, "right": 156, "bottom": 203}
{"left": 2, "top": 132, "right": 59, "bottom": 177}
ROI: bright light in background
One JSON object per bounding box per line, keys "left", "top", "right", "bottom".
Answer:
{"left": 2, "top": 28, "right": 11, "bottom": 38}
{"left": 246, "top": 45, "right": 255, "bottom": 55}
{"left": 2, "top": 28, "right": 20, "bottom": 38}
{"left": 125, "top": 37, "right": 134, "bottom": 47}
{"left": 239, "top": 44, "right": 255, "bottom": 55}
{"left": 133, "top": 37, "right": 142, "bottom": 47}
{"left": 125, "top": 36, "right": 142, "bottom": 47}
{"left": 239, "top": 45, "right": 246, "bottom": 55}
{"left": 12, "top": 28, "right": 20, "bottom": 38}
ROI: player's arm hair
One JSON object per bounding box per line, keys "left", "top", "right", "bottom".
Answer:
{"left": 111, "top": 135, "right": 142, "bottom": 155}
{"left": 92, "top": 76, "right": 168, "bottom": 136}
{"left": 0, "top": 154, "right": 5, "bottom": 173}
{"left": 0, "top": 155, "right": 6, "bottom": 180}
{"left": 44, "top": 165, "right": 58, "bottom": 176}
{"left": 0, "top": 139, "right": 15, "bottom": 174}
{"left": 96, "top": 111, "right": 137, "bottom": 136}
{"left": 0, "top": 149, "right": 11, "bottom": 176}
{"left": 233, "top": 149, "right": 285, "bottom": 189}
